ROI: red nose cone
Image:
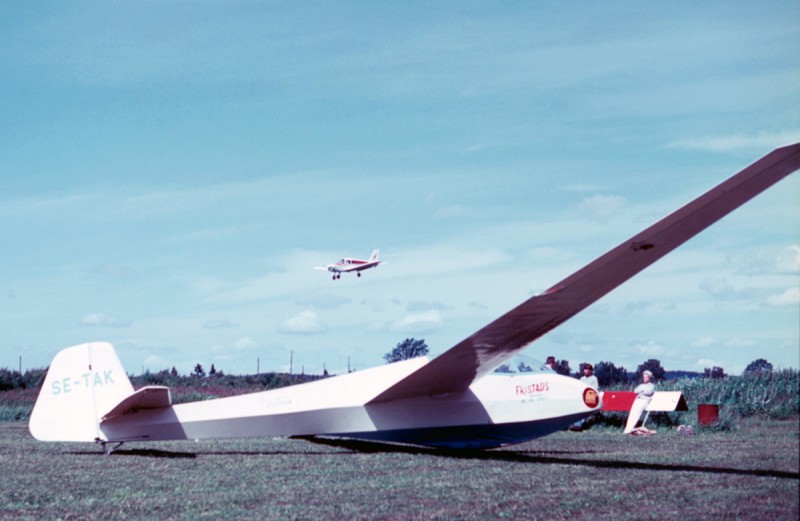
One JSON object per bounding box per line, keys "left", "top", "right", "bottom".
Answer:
{"left": 583, "top": 388, "right": 599, "bottom": 408}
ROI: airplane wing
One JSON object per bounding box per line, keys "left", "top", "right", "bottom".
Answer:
{"left": 352, "top": 261, "right": 382, "bottom": 271}
{"left": 340, "top": 261, "right": 380, "bottom": 272}
{"left": 369, "top": 143, "right": 800, "bottom": 403}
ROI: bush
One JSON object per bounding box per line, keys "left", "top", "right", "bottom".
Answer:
{"left": 665, "top": 369, "right": 799, "bottom": 419}
{"left": 0, "top": 405, "right": 31, "bottom": 422}
{"left": 587, "top": 370, "right": 799, "bottom": 432}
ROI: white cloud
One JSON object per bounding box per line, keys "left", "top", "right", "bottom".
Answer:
{"left": 389, "top": 246, "right": 511, "bottom": 278}
{"left": 278, "top": 311, "right": 326, "bottom": 335}
{"left": 694, "top": 358, "right": 719, "bottom": 368}
{"left": 191, "top": 276, "right": 234, "bottom": 295}
{"left": 776, "top": 246, "right": 800, "bottom": 274}
{"left": 233, "top": 337, "right": 259, "bottom": 350}
{"left": 391, "top": 310, "right": 444, "bottom": 334}
{"left": 635, "top": 341, "right": 664, "bottom": 356}
{"left": 203, "top": 319, "right": 239, "bottom": 330}
{"left": 434, "top": 205, "right": 467, "bottom": 219}
{"left": 698, "top": 278, "right": 737, "bottom": 299}
{"left": 622, "top": 301, "right": 677, "bottom": 315}
{"left": 294, "top": 295, "right": 352, "bottom": 309}
{"left": 692, "top": 337, "right": 718, "bottom": 348}
{"left": 407, "top": 301, "right": 450, "bottom": 312}
{"left": 767, "top": 287, "right": 800, "bottom": 307}
{"left": 667, "top": 130, "right": 800, "bottom": 152}
{"left": 578, "top": 195, "right": 627, "bottom": 221}
{"left": 143, "top": 355, "right": 172, "bottom": 370}
{"left": 724, "top": 338, "right": 757, "bottom": 349}
{"left": 80, "top": 313, "right": 130, "bottom": 328}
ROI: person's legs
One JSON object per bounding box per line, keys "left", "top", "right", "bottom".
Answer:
{"left": 624, "top": 398, "right": 648, "bottom": 434}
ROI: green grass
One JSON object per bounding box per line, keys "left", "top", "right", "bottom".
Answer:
{"left": 2, "top": 417, "right": 797, "bottom": 520}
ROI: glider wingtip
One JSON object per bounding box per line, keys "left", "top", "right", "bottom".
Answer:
{"left": 774, "top": 141, "right": 800, "bottom": 153}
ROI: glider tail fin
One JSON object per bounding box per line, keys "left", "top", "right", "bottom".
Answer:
{"left": 370, "top": 249, "right": 380, "bottom": 262}
{"left": 29, "top": 342, "right": 135, "bottom": 442}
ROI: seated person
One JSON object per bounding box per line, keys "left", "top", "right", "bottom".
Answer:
{"left": 624, "top": 370, "right": 656, "bottom": 435}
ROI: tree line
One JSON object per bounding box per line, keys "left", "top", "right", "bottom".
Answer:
{"left": 540, "top": 357, "right": 776, "bottom": 386}
{"left": 0, "top": 334, "right": 779, "bottom": 393}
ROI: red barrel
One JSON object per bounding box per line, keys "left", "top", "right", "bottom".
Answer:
{"left": 697, "top": 404, "right": 719, "bottom": 426}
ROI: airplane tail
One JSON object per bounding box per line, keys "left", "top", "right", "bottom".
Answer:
{"left": 29, "top": 342, "right": 135, "bottom": 442}
{"left": 370, "top": 249, "right": 380, "bottom": 262}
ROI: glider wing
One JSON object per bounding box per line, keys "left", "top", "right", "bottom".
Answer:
{"left": 370, "top": 143, "right": 800, "bottom": 403}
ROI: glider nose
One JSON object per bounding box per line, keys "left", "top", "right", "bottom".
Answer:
{"left": 583, "top": 387, "right": 601, "bottom": 410}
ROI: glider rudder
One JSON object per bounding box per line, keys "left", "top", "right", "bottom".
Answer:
{"left": 29, "top": 342, "right": 135, "bottom": 442}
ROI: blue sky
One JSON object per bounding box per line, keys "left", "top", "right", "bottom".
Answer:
{"left": 2, "top": 2, "right": 798, "bottom": 377}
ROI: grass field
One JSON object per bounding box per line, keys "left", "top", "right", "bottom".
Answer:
{"left": 2, "top": 417, "right": 798, "bottom": 520}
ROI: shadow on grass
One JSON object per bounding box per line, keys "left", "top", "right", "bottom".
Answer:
{"left": 69, "top": 448, "right": 198, "bottom": 459}
{"left": 297, "top": 436, "right": 800, "bottom": 480}
{"left": 65, "top": 436, "right": 799, "bottom": 480}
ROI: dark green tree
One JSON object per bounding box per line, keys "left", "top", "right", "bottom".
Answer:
{"left": 553, "top": 359, "right": 571, "bottom": 376}
{"left": 0, "top": 369, "right": 22, "bottom": 392}
{"left": 594, "top": 361, "right": 628, "bottom": 387}
{"left": 636, "top": 359, "right": 666, "bottom": 382}
{"left": 384, "top": 338, "right": 429, "bottom": 363}
{"left": 744, "top": 358, "right": 773, "bottom": 375}
{"left": 703, "top": 366, "right": 726, "bottom": 379}
{"left": 192, "top": 363, "right": 206, "bottom": 378}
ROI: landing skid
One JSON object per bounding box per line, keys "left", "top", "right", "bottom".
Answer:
{"left": 95, "top": 438, "right": 124, "bottom": 456}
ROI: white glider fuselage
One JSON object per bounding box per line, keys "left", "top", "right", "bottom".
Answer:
{"left": 99, "top": 352, "right": 598, "bottom": 449}
{"left": 29, "top": 342, "right": 598, "bottom": 450}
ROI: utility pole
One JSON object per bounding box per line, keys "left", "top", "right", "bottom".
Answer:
{"left": 257, "top": 357, "right": 260, "bottom": 374}
{"left": 289, "top": 350, "right": 293, "bottom": 375}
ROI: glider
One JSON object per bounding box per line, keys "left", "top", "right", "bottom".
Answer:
{"left": 29, "top": 144, "right": 800, "bottom": 452}
{"left": 314, "top": 249, "right": 384, "bottom": 280}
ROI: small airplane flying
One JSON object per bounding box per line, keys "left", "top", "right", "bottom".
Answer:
{"left": 315, "top": 249, "right": 384, "bottom": 280}
{"left": 29, "top": 144, "right": 799, "bottom": 453}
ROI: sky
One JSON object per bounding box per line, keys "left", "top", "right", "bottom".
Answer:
{"left": 1, "top": 1, "right": 798, "bottom": 378}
